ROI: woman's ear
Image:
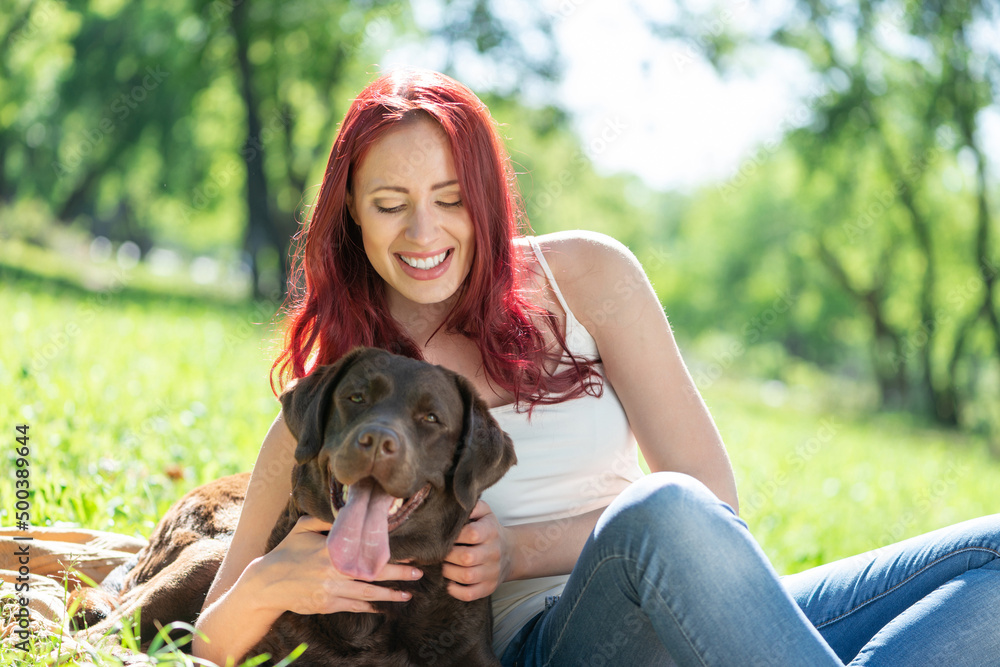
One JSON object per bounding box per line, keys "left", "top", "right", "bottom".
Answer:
{"left": 345, "top": 189, "right": 358, "bottom": 224}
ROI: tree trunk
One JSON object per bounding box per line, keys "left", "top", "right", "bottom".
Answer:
{"left": 230, "top": 0, "right": 289, "bottom": 299}
{"left": 816, "top": 237, "right": 909, "bottom": 408}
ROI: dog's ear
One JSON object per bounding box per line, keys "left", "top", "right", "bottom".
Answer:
{"left": 451, "top": 374, "right": 516, "bottom": 512}
{"left": 280, "top": 347, "right": 369, "bottom": 462}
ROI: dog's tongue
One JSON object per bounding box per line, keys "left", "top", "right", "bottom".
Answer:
{"left": 327, "top": 477, "right": 394, "bottom": 580}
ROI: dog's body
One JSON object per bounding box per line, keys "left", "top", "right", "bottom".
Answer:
{"left": 73, "top": 348, "right": 516, "bottom": 666}
{"left": 72, "top": 473, "right": 248, "bottom": 641}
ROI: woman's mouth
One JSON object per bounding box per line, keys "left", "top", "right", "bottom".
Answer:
{"left": 398, "top": 249, "right": 449, "bottom": 270}
{"left": 396, "top": 249, "right": 453, "bottom": 280}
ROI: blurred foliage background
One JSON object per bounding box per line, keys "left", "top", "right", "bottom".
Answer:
{"left": 4, "top": 0, "right": 997, "bottom": 435}
{"left": 2, "top": 0, "right": 999, "bottom": 513}
{"left": 3, "top": 0, "right": 999, "bottom": 660}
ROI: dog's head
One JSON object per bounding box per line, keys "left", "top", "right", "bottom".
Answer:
{"left": 279, "top": 347, "right": 516, "bottom": 579}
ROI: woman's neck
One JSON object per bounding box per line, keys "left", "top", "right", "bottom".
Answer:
{"left": 387, "top": 289, "right": 460, "bottom": 344}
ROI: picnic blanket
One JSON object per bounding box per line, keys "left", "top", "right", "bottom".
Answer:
{"left": 0, "top": 527, "right": 146, "bottom": 646}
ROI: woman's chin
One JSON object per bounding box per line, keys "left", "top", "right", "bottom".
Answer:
{"left": 387, "top": 283, "right": 463, "bottom": 316}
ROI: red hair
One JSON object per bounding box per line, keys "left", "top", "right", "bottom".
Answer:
{"left": 272, "top": 69, "right": 600, "bottom": 411}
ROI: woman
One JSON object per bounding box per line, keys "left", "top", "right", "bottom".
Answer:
{"left": 194, "top": 68, "right": 1000, "bottom": 666}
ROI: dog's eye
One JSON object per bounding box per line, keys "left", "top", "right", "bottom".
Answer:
{"left": 349, "top": 393, "right": 365, "bottom": 404}
{"left": 423, "top": 413, "right": 439, "bottom": 424}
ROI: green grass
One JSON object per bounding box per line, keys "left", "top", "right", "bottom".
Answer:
{"left": 2, "top": 244, "right": 280, "bottom": 664}
{"left": 710, "top": 377, "right": 999, "bottom": 575}
{"left": 2, "top": 242, "right": 999, "bottom": 663}
{"left": 2, "top": 251, "right": 280, "bottom": 539}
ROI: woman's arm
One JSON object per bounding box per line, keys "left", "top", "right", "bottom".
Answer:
{"left": 443, "top": 502, "right": 604, "bottom": 600}
{"left": 192, "top": 412, "right": 296, "bottom": 661}
{"left": 544, "top": 230, "right": 740, "bottom": 512}
{"left": 444, "top": 231, "right": 739, "bottom": 600}
{"left": 193, "top": 412, "right": 421, "bottom": 664}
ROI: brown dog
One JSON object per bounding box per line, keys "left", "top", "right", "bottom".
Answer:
{"left": 73, "top": 347, "right": 516, "bottom": 666}
{"left": 71, "top": 473, "right": 249, "bottom": 645}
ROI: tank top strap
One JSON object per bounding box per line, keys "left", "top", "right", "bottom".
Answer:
{"left": 524, "top": 236, "right": 597, "bottom": 358}
{"left": 526, "top": 236, "right": 573, "bottom": 320}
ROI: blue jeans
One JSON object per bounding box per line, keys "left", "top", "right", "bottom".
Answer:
{"left": 501, "top": 473, "right": 1000, "bottom": 666}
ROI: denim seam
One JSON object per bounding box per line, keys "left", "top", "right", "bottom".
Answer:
{"left": 540, "top": 554, "right": 626, "bottom": 667}
{"left": 540, "top": 554, "right": 709, "bottom": 667}
{"left": 646, "top": 573, "right": 711, "bottom": 667}
{"left": 813, "top": 546, "right": 1000, "bottom": 629}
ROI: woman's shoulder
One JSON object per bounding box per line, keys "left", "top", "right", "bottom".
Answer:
{"left": 518, "top": 231, "right": 644, "bottom": 328}
{"left": 518, "top": 229, "right": 629, "bottom": 256}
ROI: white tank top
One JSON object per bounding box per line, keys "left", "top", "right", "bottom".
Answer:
{"left": 482, "top": 237, "right": 645, "bottom": 656}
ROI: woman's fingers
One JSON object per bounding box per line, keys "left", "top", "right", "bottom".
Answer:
{"left": 444, "top": 512, "right": 505, "bottom": 599}
{"left": 305, "top": 583, "right": 393, "bottom": 615}
{"left": 468, "top": 499, "right": 490, "bottom": 521}
{"left": 292, "top": 569, "right": 417, "bottom": 615}
{"left": 343, "top": 579, "right": 413, "bottom": 603}
{"left": 376, "top": 563, "right": 424, "bottom": 581}
{"left": 445, "top": 579, "right": 492, "bottom": 602}
{"left": 266, "top": 514, "right": 424, "bottom": 615}
{"left": 443, "top": 542, "right": 501, "bottom": 600}
{"left": 442, "top": 560, "right": 483, "bottom": 586}
{"left": 444, "top": 544, "right": 478, "bottom": 568}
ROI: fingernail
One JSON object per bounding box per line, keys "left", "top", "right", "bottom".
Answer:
{"left": 412, "top": 568, "right": 422, "bottom": 579}
{"left": 401, "top": 591, "right": 411, "bottom": 600}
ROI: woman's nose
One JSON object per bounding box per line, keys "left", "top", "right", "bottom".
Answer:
{"left": 403, "top": 203, "right": 438, "bottom": 245}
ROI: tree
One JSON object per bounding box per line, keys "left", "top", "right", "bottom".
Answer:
{"left": 645, "top": 0, "right": 1000, "bottom": 434}
{"left": 0, "top": 0, "right": 562, "bottom": 298}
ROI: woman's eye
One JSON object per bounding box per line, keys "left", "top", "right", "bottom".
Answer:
{"left": 349, "top": 393, "right": 365, "bottom": 404}
{"left": 438, "top": 200, "right": 462, "bottom": 208}
{"left": 376, "top": 204, "right": 404, "bottom": 214}
{"left": 423, "top": 413, "right": 439, "bottom": 423}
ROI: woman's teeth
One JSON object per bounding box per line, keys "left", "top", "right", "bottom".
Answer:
{"left": 400, "top": 250, "right": 448, "bottom": 270}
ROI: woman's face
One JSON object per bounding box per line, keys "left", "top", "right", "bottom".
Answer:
{"left": 348, "top": 116, "right": 475, "bottom": 316}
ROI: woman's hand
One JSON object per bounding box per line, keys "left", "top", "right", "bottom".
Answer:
{"left": 252, "top": 515, "right": 422, "bottom": 616}
{"left": 442, "top": 500, "right": 512, "bottom": 601}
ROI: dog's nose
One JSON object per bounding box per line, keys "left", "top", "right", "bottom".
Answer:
{"left": 356, "top": 425, "right": 400, "bottom": 458}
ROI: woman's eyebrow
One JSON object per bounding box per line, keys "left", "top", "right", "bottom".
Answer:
{"left": 368, "top": 180, "right": 459, "bottom": 195}
{"left": 369, "top": 185, "right": 408, "bottom": 195}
